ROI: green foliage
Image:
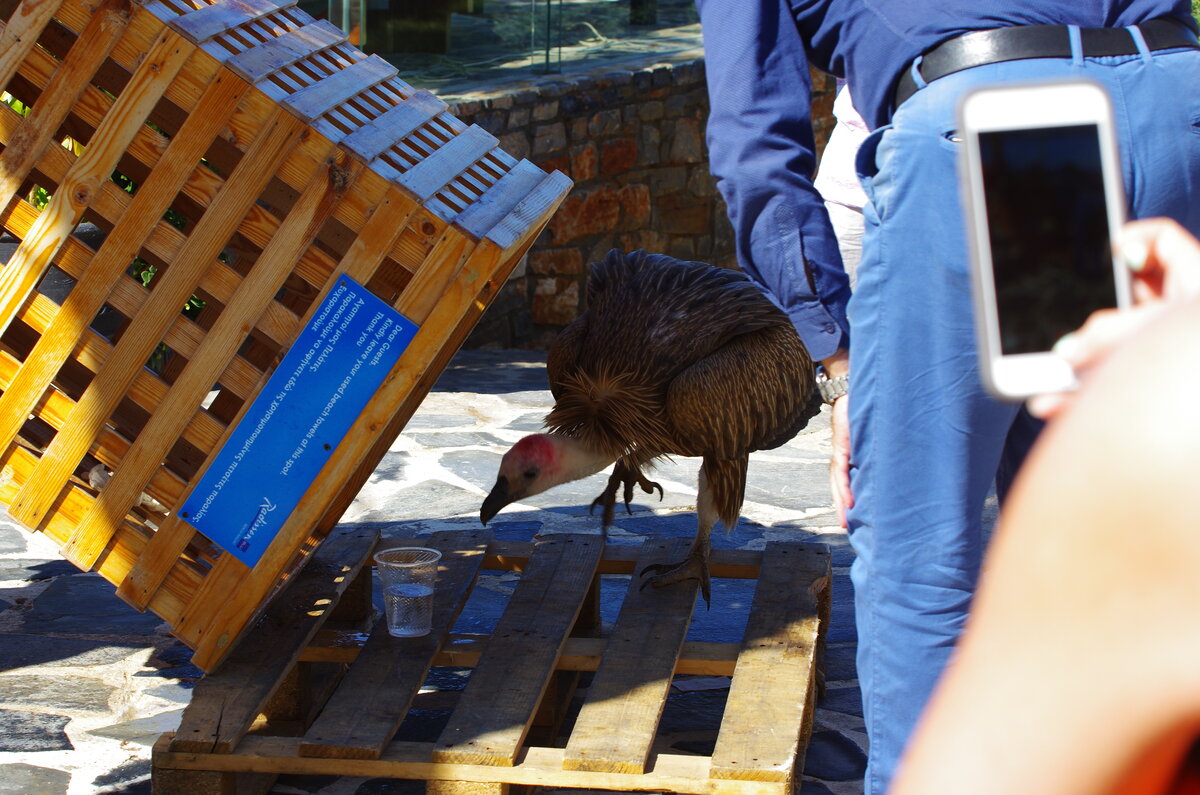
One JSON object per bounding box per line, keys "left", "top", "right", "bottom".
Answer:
{"left": 164, "top": 208, "right": 187, "bottom": 230}
{"left": 0, "top": 91, "right": 28, "bottom": 115}
{"left": 29, "top": 186, "right": 51, "bottom": 210}
{"left": 112, "top": 170, "right": 137, "bottom": 195}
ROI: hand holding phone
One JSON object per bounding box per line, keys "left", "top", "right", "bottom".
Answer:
{"left": 958, "top": 79, "right": 1131, "bottom": 401}
{"left": 1027, "top": 218, "right": 1200, "bottom": 418}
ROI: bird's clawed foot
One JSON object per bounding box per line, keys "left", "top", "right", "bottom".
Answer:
{"left": 640, "top": 553, "right": 711, "bottom": 608}
{"left": 589, "top": 465, "right": 663, "bottom": 535}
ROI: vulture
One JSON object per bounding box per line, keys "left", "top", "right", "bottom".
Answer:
{"left": 480, "top": 250, "right": 822, "bottom": 604}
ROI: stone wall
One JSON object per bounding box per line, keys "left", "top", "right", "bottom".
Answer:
{"left": 453, "top": 61, "right": 837, "bottom": 349}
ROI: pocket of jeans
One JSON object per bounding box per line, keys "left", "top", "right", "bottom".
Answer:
{"left": 855, "top": 124, "right": 891, "bottom": 219}
{"left": 939, "top": 124, "right": 963, "bottom": 150}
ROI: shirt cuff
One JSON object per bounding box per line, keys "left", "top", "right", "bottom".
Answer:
{"left": 784, "top": 299, "right": 849, "bottom": 362}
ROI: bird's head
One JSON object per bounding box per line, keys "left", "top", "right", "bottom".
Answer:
{"left": 480, "top": 433, "right": 613, "bottom": 525}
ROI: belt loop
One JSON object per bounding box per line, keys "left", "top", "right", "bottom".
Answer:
{"left": 908, "top": 54, "right": 928, "bottom": 92}
{"left": 1126, "top": 23, "right": 1155, "bottom": 63}
{"left": 1068, "top": 24, "right": 1084, "bottom": 65}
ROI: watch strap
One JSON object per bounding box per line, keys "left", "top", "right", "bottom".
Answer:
{"left": 816, "top": 372, "right": 849, "bottom": 404}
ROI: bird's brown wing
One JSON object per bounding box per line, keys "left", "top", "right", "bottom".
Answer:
{"left": 579, "top": 250, "right": 788, "bottom": 380}
{"left": 664, "top": 324, "right": 819, "bottom": 461}
{"left": 664, "top": 325, "right": 818, "bottom": 528}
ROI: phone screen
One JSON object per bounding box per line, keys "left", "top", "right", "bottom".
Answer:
{"left": 979, "top": 124, "right": 1118, "bottom": 354}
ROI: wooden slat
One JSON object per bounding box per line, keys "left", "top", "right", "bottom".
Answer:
{"left": 398, "top": 126, "right": 498, "bottom": 202}
{"left": 340, "top": 90, "right": 446, "bottom": 164}
{"left": 225, "top": 19, "right": 344, "bottom": 83}
{"left": 432, "top": 533, "right": 604, "bottom": 767}
{"left": 562, "top": 537, "right": 698, "bottom": 774}
{"left": 282, "top": 54, "right": 396, "bottom": 123}
{"left": 169, "top": 0, "right": 296, "bottom": 44}
{"left": 298, "top": 529, "right": 491, "bottom": 759}
{"left": 366, "top": 537, "right": 767, "bottom": 580}
{"left": 0, "top": 29, "right": 191, "bottom": 338}
{"left": 0, "top": 0, "right": 131, "bottom": 210}
{"left": 393, "top": 230, "right": 474, "bottom": 324}
{"left": 154, "top": 737, "right": 789, "bottom": 795}
{"left": 452, "top": 159, "right": 547, "bottom": 242}
{"left": 478, "top": 170, "right": 572, "bottom": 250}
{"left": 6, "top": 106, "right": 307, "bottom": 536}
{"left": 300, "top": 633, "right": 743, "bottom": 677}
{"left": 169, "top": 525, "right": 378, "bottom": 754}
{"left": 709, "top": 543, "right": 830, "bottom": 782}
{"left": 0, "top": 72, "right": 247, "bottom": 474}
{"left": 115, "top": 181, "right": 419, "bottom": 611}
{"left": 59, "top": 140, "right": 349, "bottom": 569}
{"left": 0, "top": 0, "right": 66, "bottom": 92}
{"left": 426, "top": 781, "right": 506, "bottom": 795}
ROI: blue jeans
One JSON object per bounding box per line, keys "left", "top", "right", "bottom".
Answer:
{"left": 848, "top": 41, "right": 1200, "bottom": 794}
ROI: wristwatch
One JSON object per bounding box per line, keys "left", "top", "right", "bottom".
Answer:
{"left": 816, "top": 370, "right": 849, "bottom": 405}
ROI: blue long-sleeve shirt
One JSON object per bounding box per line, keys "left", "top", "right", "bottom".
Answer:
{"left": 698, "top": 0, "right": 1195, "bottom": 361}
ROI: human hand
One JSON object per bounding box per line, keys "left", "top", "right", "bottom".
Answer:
{"left": 1027, "top": 218, "right": 1200, "bottom": 419}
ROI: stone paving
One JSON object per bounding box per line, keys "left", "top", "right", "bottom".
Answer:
{"left": 0, "top": 347, "right": 871, "bottom": 794}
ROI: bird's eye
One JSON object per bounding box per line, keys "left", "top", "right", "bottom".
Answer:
{"left": 523, "top": 469, "right": 537, "bottom": 480}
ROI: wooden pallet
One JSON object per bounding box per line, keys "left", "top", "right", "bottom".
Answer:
{"left": 0, "top": 0, "right": 569, "bottom": 670}
{"left": 151, "top": 529, "right": 832, "bottom": 794}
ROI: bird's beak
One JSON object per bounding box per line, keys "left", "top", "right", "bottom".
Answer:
{"left": 480, "top": 477, "right": 512, "bottom": 526}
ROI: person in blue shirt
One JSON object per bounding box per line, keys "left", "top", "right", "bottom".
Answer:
{"left": 695, "top": 3, "right": 1200, "bottom": 792}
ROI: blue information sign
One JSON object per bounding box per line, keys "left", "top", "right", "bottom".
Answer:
{"left": 180, "top": 276, "right": 417, "bottom": 567}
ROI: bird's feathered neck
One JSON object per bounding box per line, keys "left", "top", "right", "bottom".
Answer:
{"left": 543, "top": 366, "right": 671, "bottom": 462}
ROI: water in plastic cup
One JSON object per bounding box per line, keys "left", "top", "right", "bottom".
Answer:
{"left": 382, "top": 582, "right": 434, "bottom": 636}
{"left": 374, "top": 547, "right": 441, "bottom": 638}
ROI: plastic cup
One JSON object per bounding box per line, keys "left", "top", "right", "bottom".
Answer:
{"left": 374, "top": 547, "right": 441, "bottom": 638}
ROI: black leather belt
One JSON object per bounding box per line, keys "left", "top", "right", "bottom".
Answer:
{"left": 893, "top": 17, "right": 1199, "bottom": 110}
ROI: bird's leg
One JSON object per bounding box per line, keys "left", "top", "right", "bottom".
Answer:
{"left": 640, "top": 469, "right": 716, "bottom": 607}
{"left": 589, "top": 466, "right": 623, "bottom": 537}
{"left": 622, "top": 466, "right": 664, "bottom": 506}
{"left": 639, "top": 519, "right": 713, "bottom": 607}
{"left": 589, "top": 459, "right": 663, "bottom": 537}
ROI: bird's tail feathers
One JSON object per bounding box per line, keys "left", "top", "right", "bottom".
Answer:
{"left": 544, "top": 368, "right": 671, "bottom": 460}
{"left": 703, "top": 455, "right": 748, "bottom": 532}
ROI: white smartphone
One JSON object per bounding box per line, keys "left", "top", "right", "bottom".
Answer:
{"left": 958, "top": 79, "right": 1131, "bottom": 401}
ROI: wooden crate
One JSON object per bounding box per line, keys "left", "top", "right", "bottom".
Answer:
{"left": 151, "top": 529, "right": 832, "bottom": 794}
{"left": 0, "top": 0, "right": 570, "bottom": 669}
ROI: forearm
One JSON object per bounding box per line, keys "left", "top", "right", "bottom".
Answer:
{"left": 698, "top": 0, "right": 851, "bottom": 360}
{"left": 821, "top": 348, "right": 849, "bottom": 378}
